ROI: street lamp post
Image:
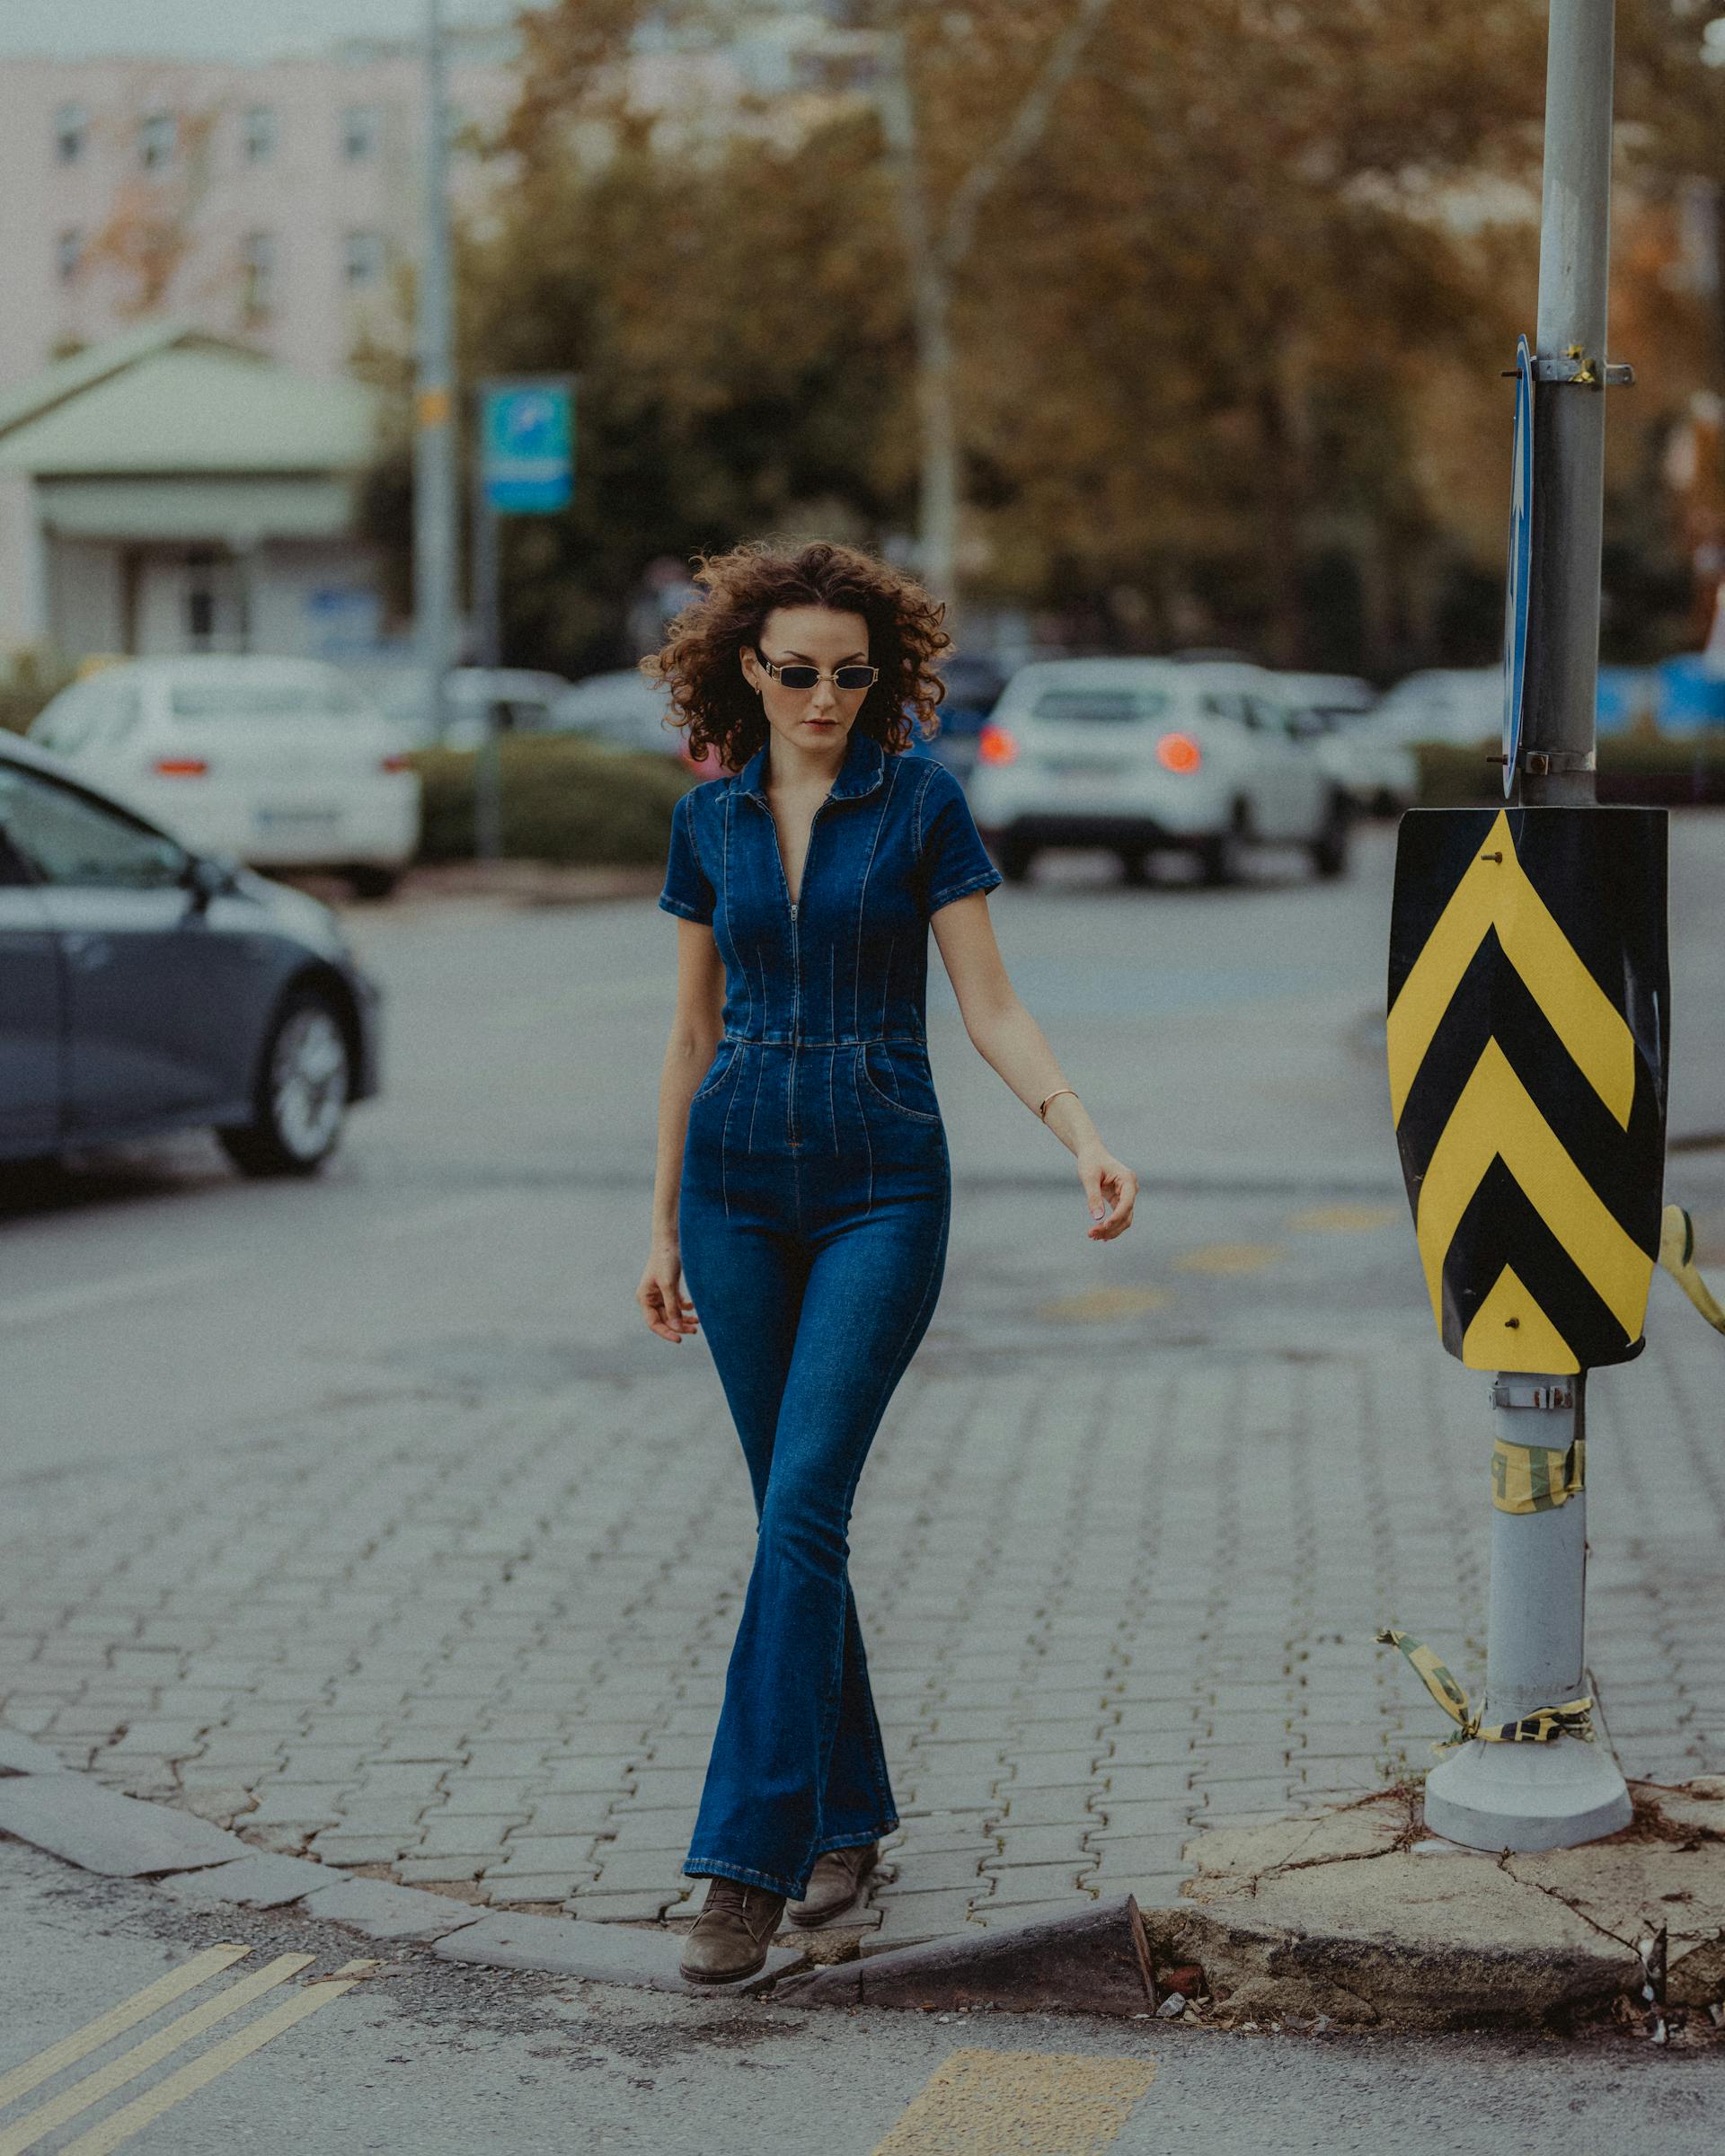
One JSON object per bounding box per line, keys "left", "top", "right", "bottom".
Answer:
{"left": 413, "top": 0, "right": 458, "bottom": 752}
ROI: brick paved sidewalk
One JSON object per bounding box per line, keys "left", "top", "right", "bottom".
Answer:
{"left": 4, "top": 1183, "right": 1722, "bottom": 1960}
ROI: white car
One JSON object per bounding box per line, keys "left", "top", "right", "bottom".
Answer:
{"left": 548, "top": 668, "right": 682, "bottom": 755}
{"left": 362, "top": 666, "right": 576, "bottom": 750}
{"left": 1272, "top": 674, "right": 1420, "bottom": 817}
{"left": 1372, "top": 667, "right": 1501, "bottom": 748}
{"left": 968, "top": 658, "right": 1351, "bottom": 885}
{"left": 30, "top": 657, "right": 420, "bottom": 898}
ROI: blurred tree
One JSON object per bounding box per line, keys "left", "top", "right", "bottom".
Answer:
{"left": 83, "top": 108, "right": 222, "bottom": 319}
{"left": 361, "top": 0, "right": 1725, "bottom": 676}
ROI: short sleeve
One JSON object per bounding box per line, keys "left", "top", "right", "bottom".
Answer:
{"left": 917, "top": 762, "right": 1003, "bottom": 918}
{"left": 659, "top": 790, "right": 715, "bottom": 924}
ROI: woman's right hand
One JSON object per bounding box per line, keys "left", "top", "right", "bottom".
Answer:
{"left": 637, "top": 1244, "right": 698, "bottom": 1343}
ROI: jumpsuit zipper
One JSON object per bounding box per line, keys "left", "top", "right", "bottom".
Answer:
{"left": 760, "top": 792, "right": 832, "bottom": 1150}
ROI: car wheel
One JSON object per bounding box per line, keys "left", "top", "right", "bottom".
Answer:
{"left": 1198, "top": 805, "right": 1251, "bottom": 888}
{"left": 219, "top": 989, "right": 351, "bottom": 1179}
{"left": 995, "top": 835, "right": 1038, "bottom": 884}
{"left": 347, "top": 864, "right": 402, "bottom": 901}
{"left": 1119, "top": 850, "right": 1154, "bottom": 888}
{"left": 1309, "top": 793, "right": 1352, "bottom": 880}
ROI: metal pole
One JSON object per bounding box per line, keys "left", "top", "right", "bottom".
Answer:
{"left": 1520, "top": 0, "right": 1614, "bottom": 811}
{"left": 413, "top": 0, "right": 457, "bottom": 752}
{"left": 1424, "top": 1380, "right": 1631, "bottom": 1851}
{"left": 1423, "top": 0, "right": 1632, "bottom": 1853}
{"left": 472, "top": 478, "right": 502, "bottom": 863}
{"left": 875, "top": 24, "right": 960, "bottom": 618}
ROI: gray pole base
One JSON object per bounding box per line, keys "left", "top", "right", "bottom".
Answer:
{"left": 1422, "top": 1736, "right": 1632, "bottom": 1853}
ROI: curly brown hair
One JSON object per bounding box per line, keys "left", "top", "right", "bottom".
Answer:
{"left": 642, "top": 540, "right": 950, "bottom": 772}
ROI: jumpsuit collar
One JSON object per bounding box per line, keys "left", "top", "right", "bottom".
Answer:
{"left": 735, "top": 725, "right": 887, "bottom": 804}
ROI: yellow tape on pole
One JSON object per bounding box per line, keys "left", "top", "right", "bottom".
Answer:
{"left": 1375, "top": 1628, "right": 1594, "bottom": 1749}
{"left": 1659, "top": 1204, "right": 1725, "bottom": 1333}
{"left": 1491, "top": 1434, "right": 1585, "bottom": 1514}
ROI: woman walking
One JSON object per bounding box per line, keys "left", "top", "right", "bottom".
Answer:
{"left": 637, "top": 541, "right": 1138, "bottom": 1983}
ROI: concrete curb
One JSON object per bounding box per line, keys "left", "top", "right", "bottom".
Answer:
{"left": 8, "top": 1738, "right": 1721, "bottom": 2034}
{"left": 779, "top": 1895, "right": 1155, "bottom": 2018}
{"left": 0, "top": 1737, "right": 801, "bottom": 1998}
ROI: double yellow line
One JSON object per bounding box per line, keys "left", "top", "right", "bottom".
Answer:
{"left": 0, "top": 1943, "right": 371, "bottom": 2154}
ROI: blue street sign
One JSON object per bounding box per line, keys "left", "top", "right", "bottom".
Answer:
{"left": 1502, "top": 335, "right": 1535, "bottom": 798}
{"left": 480, "top": 379, "right": 574, "bottom": 515}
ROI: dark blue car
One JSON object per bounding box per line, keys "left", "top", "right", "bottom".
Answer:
{"left": 0, "top": 731, "right": 381, "bottom": 1177}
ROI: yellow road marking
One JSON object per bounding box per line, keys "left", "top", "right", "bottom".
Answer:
{"left": 1038, "top": 1286, "right": 1169, "bottom": 1322}
{"left": 871, "top": 2049, "right": 1155, "bottom": 2156}
{"left": 1172, "top": 1242, "right": 1281, "bottom": 1275}
{"left": 1287, "top": 1204, "right": 1399, "bottom": 1233}
{"left": 0, "top": 1946, "right": 251, "bottom": 2109}
{"left": 0, "top": 1956, "right": 316, "bottom": 2154}
{"left": 1386, "top": 808, "right": 1634, "bottom": 1128}
{"left": 56, "top": 1964, "right": 373, "bottom": 2156}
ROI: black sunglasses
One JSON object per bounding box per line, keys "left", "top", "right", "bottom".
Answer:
{"left": 755, "top": 650, "right": 879, "bottom": 693}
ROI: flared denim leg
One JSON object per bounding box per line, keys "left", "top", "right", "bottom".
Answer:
{"left": 679, "top": 1196, "right": 945, "bottom": 1899}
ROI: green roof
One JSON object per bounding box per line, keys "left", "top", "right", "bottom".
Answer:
{"left": 0, "top": 324, "right": 382, "bottom": 478}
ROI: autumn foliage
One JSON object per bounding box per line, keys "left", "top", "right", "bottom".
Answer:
{"left": 409, "top": 0, "right": 1725, "bottom": 676}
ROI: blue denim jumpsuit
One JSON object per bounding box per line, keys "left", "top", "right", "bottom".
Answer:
{"left": 659, "top": 725, "right": 1002, "bottom": 1898}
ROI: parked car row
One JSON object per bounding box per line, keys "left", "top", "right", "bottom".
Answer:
{"left": 358, "top": 663, "right": 715, "bottom": 770}
{"left": 18, "top": 645, "right": 1483, "bottom": 920}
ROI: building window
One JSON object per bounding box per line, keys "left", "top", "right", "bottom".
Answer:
{"left": 341, "top": 105, "right": 379, "bottom": 161}
{"left": 240, "top": 231, "right": 277, "bottom": 320}
{"left": 138, "top": 111, "right": 177, "bottom": 170}
{"left": 55, "top": 102, "right": 88, "bottom": 164}
{"left": 243, "top": 106, "right": 277, "bottom": 164}
{"left": 56, "top": 229, "right": 84, "bottom": 286}
{"left": 343, "top": 231, "right": 386, "bottom": 290}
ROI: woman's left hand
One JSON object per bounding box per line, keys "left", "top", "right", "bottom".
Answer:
{"left": 1078, "top": 1145, "right": 1137, "bottom": 1241}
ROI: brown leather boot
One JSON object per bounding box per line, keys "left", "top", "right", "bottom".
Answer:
{"left": 678, "top": 1878, "right": 788, "bottom": 1984}
{"left": 787, "top": 1842, "right": 879, "bottom": 1928}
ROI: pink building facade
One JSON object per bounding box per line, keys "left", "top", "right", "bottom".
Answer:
{"left": 0, "top": 39, "right": 518, "bottom": 393}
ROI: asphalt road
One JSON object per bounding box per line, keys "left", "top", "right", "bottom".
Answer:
{"left": 3, "top": 821, "right": 1724, "bottom": 2151}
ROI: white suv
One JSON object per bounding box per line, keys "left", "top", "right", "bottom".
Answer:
{"left": 967, "top": 658, "right": 1350, "bottom": 886}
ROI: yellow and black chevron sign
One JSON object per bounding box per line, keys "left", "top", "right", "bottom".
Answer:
{"left": 1388, "top": 807, "right": 1668, "bottom": 1373}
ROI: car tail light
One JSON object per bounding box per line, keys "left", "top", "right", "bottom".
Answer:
{"left": 153, "top": 756, "right": 208, "bottom": 778}
{"left": 379, "top": 752, "right": 413, "bottom": 773}
{"left": 978, "top": 723, "right": 1019, "bottom": 765}
{"left": 1155, "top": 731, "right": 1202, "bottom": 774}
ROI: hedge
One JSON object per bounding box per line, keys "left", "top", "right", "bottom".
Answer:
{"left": 1417, "top": 735, "right": 1725, "bottom": 809}
{"left": 410, "top": 734, "right": 696, "bottom": 865}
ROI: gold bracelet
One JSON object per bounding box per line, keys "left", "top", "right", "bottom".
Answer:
{"left": 1038, "top": 1086, "right": 1078, "bottom": 1122}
